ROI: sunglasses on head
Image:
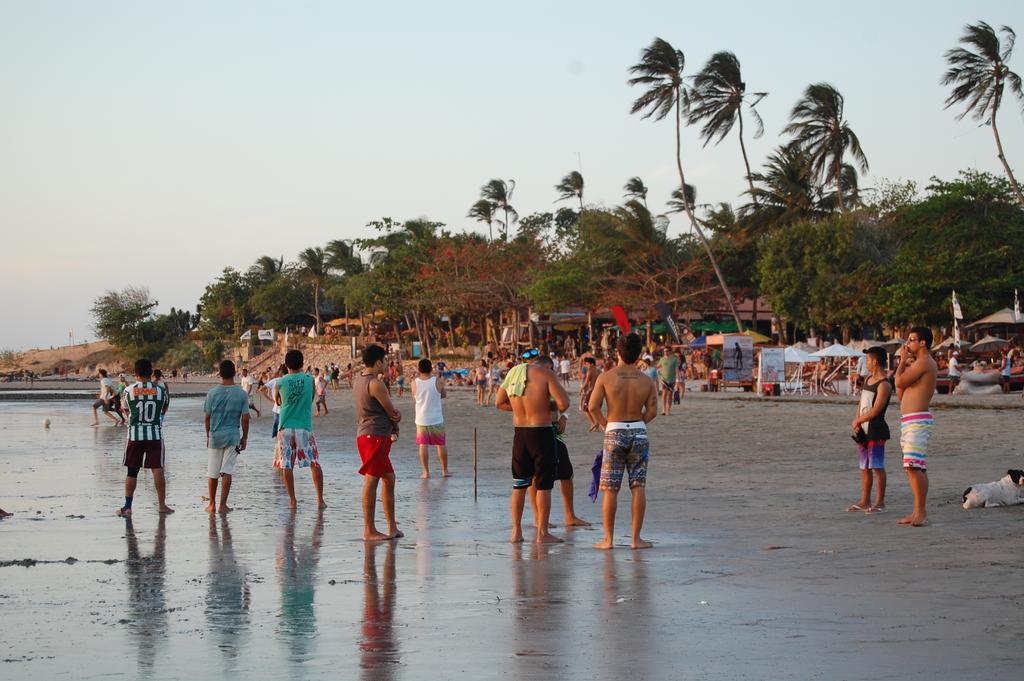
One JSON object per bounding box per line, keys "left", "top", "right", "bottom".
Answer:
{"left": 521, "top": 348, "right": 539, "bottom": 360}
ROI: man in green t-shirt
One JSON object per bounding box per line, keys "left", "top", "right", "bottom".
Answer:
{"left": 657, "top": 346, "right": 679, "bottom": 416}
{"left": 274, "top": 350, "right": 326, "bottom": 509}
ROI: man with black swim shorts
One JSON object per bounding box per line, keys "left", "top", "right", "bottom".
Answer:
{"left": 496, "top": 351, "right": 570, "bottom": 544}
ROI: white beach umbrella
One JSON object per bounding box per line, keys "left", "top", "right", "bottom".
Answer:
{"left": 969, "top": 335, "right": 1010, "bottom": 353}
{"left": 811, "top": 343, "right": 864, "bottom": 358}
{"left": 784, "top": 346, "right": 820, "bottom": 363}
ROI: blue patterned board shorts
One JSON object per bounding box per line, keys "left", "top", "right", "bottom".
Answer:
{"left": 858, "top": 440, "right": 886, "bottom": 470}
{"left": 600, "top": 427, "right": 649, "bottom": 491}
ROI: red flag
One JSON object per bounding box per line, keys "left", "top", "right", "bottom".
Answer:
{"left": 611, "top": 306, "right": 631, "bottom": 334}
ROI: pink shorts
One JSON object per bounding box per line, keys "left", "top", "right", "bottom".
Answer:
{"left": 415, "top": 424, "right": 446, "bottom": 446}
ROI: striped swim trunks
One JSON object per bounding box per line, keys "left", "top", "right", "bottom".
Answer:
{"left": 900, "top": 412, "right": 934, "bottom": 470}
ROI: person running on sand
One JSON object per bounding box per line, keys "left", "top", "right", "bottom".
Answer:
{"left": 588, "top": 333, "right": 657, "bottom": 549}
{"left": 91, "top": 369, "right": 123, "bottom": 426}
{"left": 894, "top": 327, "right": 937, "bottom": 527}
{"left": 496, "top": 349, "right": 570, "bottom": 544}
{"left": 117, "top": 359, "right": 174, "bottom": 516}
{"left": 579, "top": 357, "right": 599, "bottom": 431}
{"left": 848, "top": 347, "right": 891, "bottom": 514}
{"left": 412, "top": 358, "right": 449, "bottom": 478}
{"left": 657, "top": 346, "right": 678, "bottom": 416}
{"left": 203, "top": 360, "right": 250, "bottom": 514}
{"left": 274, "top": 350, "right": 326, "bottom": 509}
{"left": 240, "top": 368, "right": 261, "bottom": 418}
{"left": 313, "top": 368, "right": 329, "bottom": 416}
{"left": 529, "top": 355, "right": 589, "bottom": 528}
{"left": 355, "top": 344, "right": 404, "bottom": 541}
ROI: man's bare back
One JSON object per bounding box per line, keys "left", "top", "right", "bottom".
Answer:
{"left": 588, "top": 363, "right": 657, "bottom": 425}
{"left": 497, "top": 364, "right": 570, "bottom": 426}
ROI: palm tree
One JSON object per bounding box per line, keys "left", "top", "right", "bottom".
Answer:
{"left": 623, "top": 176, "right": 649, "bottom": 206}
{"left": 741, "top": 144, "right": 826, "bottom": 234}
{"left": 467, "top": 200, "right": 497, "bottom": 241}
{"left": 325, "top": 239, "right": 363, "bottom": 276}
{"left": 783, "top": 83, "right": 868, "bottom": 212}
{"left": 666, "top": 183, "right": 698, "bottom": 215}
{"left": 942, "top": 21, "right": 1024, "bottom": 205}
{"left": 254, "top": 255, "right": 284, "bottom": 280}
{"left": 628, "top": 37, "right": 743, "bottom": 331}
{"left": 481, "top": 179, "right": 517, "bottom": 240}
{"left": 687, "top": 51, "right": 767, "bottom": 203}
{"left": 554, "top": 171, "right": 585, "bottom": 211}
{"left": 297, "top": 247, "right": 330, "bottom": 333}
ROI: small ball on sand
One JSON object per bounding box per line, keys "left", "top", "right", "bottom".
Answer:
{"left": 42, "top": 418, "right": 51, "bottom": 429}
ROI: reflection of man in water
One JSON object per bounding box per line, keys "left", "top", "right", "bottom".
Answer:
{"left": 734, "top": 343, "right": 743, "bottom": 369}
{"left": 360, "top": 541, "right": 398, "bottom": 680}
{"left": 277, "top": 509, "right": 323, "bottom": 665}
{"left": 124, "top": 516, "right": 167, "bottom": 672}
{"left": 205, "top": 514, "right": 250, "bottom": 663}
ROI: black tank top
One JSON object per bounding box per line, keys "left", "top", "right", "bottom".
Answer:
{"left": 860, "top": 378, "right": 892, "bottom": 442}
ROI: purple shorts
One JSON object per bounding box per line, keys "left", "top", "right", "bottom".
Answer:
{"left": 858, "top": 440, "right": 886, "bottom": 470}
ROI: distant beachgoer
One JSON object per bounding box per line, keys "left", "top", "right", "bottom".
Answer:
{"left": 894, "top": 327, "right": 937, "bottom": 527}
{"left": 1000, "top": 349, "right": 1013, "bottom": 393}
{"left": 313, "top": 368, "right": 329, "bottom": 416}
{"left": 486, "top": 361, "right": 501, "bottom": 405}
{"left": 558, "top": 355, "right": 571, "bottom": 385}
{"left": 117, "top": 359, "right": 173, "bottom": 517}
{"left": 657, "top": 346, "right": 678, "bottom": 416}
{"left": 588, "top": 333, "right": 657, "bottom": 550}
{"left": 274, "top": 350, "right": 326, "bottom": 509}
{"left": 579, "top": 357, "right": 599, "bottom": 431}
{"left": 848, "top": 347, "right": 891, "bottom": 514}
{"left": 674, "top": 351, "right": 686, "bottom": 402}
{"left": 475, "top": 360, "right": 488, "bottom": 405}
{"left": 496, "top": 349, "right": 570, "bottom": 544}
{"left": 153, "top": 370, "right": 171, "bottom": 424}
{"left": 203, "top": 360, "right": 250, "bottom": 514}
{"left": 947, "top": 351, "right": 961, "bottom": 394}
{"left": 354, "top": 344, "right": 403, "bottom": 541}
{"left": 394, "top": 363, "right": 406, "bottom": 398}
{"left": 91, "top": 368, "right": 122, "bottom": 426}
{"left": 413, "top": 358, "right": 449, "bottom": 478}
{"left": 240, "top": 368, "right": 261, "bottom": 418}
{"left": 112, "top": 374, "right": 128, "bottom": 419}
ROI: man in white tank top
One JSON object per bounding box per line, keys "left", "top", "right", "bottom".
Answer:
{"left": 412, "top": 358, "right": 449, "bottom": 478}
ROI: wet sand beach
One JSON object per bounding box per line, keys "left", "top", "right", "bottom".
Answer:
{"left": 1, "top": 388, "right": 1022, "bottom": 680}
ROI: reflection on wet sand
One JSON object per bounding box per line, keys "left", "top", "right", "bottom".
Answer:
{"left": 123, "top": 515, "right": 167, "bottom": 672}
{"left": 276, "top": 509, "right": 323, "bottom": 665}
{"left": 205, "top": 514, "right": 251, "bottom": 665}
{"left": 360, "top": 540, "right": 399, "bottom": 680}
{"left": 597, "top": 552, "right": 652, "bottom": 680}
{"left": 511, "top": 544, "right": 571, "bottom": 675}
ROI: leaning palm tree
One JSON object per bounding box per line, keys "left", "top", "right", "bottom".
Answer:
{"left": 297, "top": 247, "right": 330, "bottom": 333}
{"left": 742, "top": 143, "right": 825, "bottom": 231}
{"left": 942, "top": 21, "right": 1024, "bottom": 205}
{"left": 480, "top": 179, "right": 517, "bottom": 240}
{"left": 325, "top": 239, "right": 363, "bottom": 275}
{"left": 467, "top": 200, "right": 498, "bottom": 241}
{"left": 666, "top": 183, "right": 697, "bottom": 214}
{"left": 254, "top": 255, "right": 284, "bottom": 280}
{"left": 554, "top": 171, "right": 585, "bottom": 211}
{"left": 783, "top": 83, "right": 868, "bottom": 212}
{"left": 623, "top": 176, "right": 649, "bottom": 206}
{"left": 628, "top": 37, "right": 743, "bottom": 331}
{"left": 687, "top": 51, "right": 767, "bottom": 203}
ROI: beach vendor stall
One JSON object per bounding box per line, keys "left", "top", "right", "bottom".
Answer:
{"left": 705, "top": 333, "right": 755, "bottom": 391}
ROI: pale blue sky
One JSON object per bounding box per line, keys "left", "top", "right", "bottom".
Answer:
{"left": 1, "top": 1, "right": 1022, "bottom": 350}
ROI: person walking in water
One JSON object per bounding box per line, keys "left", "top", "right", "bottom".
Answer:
{"left": 588, "top": 333, "right": 657, "bottom": 549}
{"left": 412, "top": 358, "right": 449, "bottom": 478}
{"left": 354, "top": 344, "right": 404, "bottom": 541}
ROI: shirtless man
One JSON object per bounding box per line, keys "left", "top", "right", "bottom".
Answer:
{"left": 894, "top": 326, "right": 937, "bottom": 527}
{"left": 496, "top": 349, "right": 570, "bottom": 544}
{"left": 588, "top": 333, "right": 658, "bottom": 549}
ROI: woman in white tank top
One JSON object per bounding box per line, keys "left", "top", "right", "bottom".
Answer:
{"left": 412, "top": 359, "right": 449, "bottom": 477}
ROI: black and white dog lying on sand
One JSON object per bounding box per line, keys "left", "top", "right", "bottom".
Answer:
{"left": 962, "top": 469, "right": 1024, "bottom": 509}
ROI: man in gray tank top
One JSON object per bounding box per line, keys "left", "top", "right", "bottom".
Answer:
{"left": 354, "top": 344, "right": 404, "bottom": 541}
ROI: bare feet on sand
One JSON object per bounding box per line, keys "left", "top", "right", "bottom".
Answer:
{"left": 421, "top": 472, "right": 430, "bottom": 479}
{"left": 388, "top": 528, "right": 404, "bottom": 539}
{"left": 510, "top": 532, "right": 524, "bottom": 544}
{"left": 897, "top": 513, "right": 928, "bottom": 527}
{"left": 116, "top": 507, "right": 132, "bottom": 517}
{"left": 364, "top": 530, "right": 391, "bottom": 542}
{"left": 631, "top": 538, "right": 654, "bottom": 549}
{"left": 204, "top": 502, "right": 216, "bottom": 513}
{"left": 318, "top": 500, "right": 328, "bottom": 509}
{"left": 441, "top": 471, "right": 452, "bottom": 478}
{"left": 565, "top": 516, "right": 591, "bottom": 527}
{"left": 159, "top": 506, "right": 175, "bottom": 514}
{"left": 219, "top": 505, "right": 233, "bottom": 514}
{"left": 593, "top": 538, "right": 614, "bottom": 550}
{"left": 288, "top": 499, "right": 298, "bottom": 509}
{"left": 535, "top": 532, "right": 563, "bottom": 544}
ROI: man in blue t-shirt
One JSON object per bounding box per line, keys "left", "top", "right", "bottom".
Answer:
{"left": 203, "top": 360, "right": 250, "bottom": 514}
{"left": 275, "top": 350, "right": 325, "bottom": 509}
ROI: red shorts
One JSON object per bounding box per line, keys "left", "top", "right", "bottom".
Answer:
{"left": 123, "top": 439, "right": 164, "bottom": 469}
{"left": 357, "top": 435, "right": 394, "bottom": 477}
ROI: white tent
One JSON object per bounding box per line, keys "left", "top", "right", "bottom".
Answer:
{"left": 785, "top": 346, "right": 820, "bottom": 363}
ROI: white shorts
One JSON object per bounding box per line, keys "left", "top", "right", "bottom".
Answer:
{"left": 207, "top": 445, "right": 239, "bottom": 479}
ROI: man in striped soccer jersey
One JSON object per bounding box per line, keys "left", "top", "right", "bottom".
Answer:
{"left": 117, "top": 358, "right": 174, "bottom": 517}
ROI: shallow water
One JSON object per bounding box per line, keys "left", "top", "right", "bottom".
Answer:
{"left": 2, "top": 392, "right": 1023, "bottom": 680}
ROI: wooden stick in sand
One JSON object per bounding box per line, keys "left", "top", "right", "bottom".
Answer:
{"left": 473, "top": 427, "right": 478, "bottom": 502}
